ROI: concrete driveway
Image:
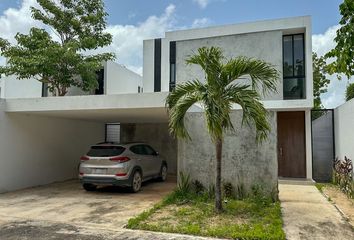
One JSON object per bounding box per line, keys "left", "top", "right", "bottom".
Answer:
{"left": 0, "top": 178, "right": 196, "bottom": 239}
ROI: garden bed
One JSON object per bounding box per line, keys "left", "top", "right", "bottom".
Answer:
{"left": 317, "top": 183, "right": 354, "bottom": 227}
{"left": 127, "top": 191, "right": 285, "bottom": 240}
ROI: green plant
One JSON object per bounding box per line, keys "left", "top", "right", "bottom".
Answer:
{"left": 166, "top": 46, "right": 279, "bottom": 212}
{"left": 0, "top": 0, "right": 115, "bottom": 96}
{"left": 177, "top": 172, "right": 192, "bottom": 195}
{"left": 333, "top": 156, "right": 354, "bottom": 198}
{"left": 207, "top": 184, "right": 215, "bottom": 199}
{"left": 345, "top": 83, "right": 354, "bottom": 101}
{"left": 236, "top": 183, "right": 246, "bottom": 200}
{"left": 222, "top": 182, "right": 234, "bottom": 199}
{"left": 192, "top": 180, "right": 205, "bottom": 195}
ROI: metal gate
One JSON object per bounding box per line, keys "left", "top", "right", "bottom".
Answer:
{"left": 311, "top": 109, "right": 335, "bottom": 182}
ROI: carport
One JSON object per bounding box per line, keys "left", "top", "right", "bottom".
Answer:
{"left": 0, "top": 92, "right": 177, "bottom": 193}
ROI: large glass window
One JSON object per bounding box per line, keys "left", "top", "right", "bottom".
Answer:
{"left": 283, "top": 34, "right": 305, "bottom": 99}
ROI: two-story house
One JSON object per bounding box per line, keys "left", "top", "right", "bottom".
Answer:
{"left": 0, "top": 16, "right": 313, "bottom": 195}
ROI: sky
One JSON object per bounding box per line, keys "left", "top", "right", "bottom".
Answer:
{"left": 0, "top": 0, "right": 351, "bottom": 108}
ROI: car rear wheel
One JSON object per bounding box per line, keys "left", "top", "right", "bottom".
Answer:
{"left": 83, "top": 183, "right": 97, "bottom": 191}
{"left": 130, "top": 171, "right": 142, "bottom": 193}
{"left": 158, "top": 164, "right": 168, "bottom": 182}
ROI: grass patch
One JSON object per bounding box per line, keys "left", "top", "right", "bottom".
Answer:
{"left": 127, "top": 190, "right": 285, "bottom": 240}
{"left": 315, "top": 183, "right": 326, "bottom": 193}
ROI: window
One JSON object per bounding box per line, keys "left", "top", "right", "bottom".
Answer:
{"left": 130, "top": 145, "right": 145, "bottom": 155}
{"left": 87, "top": 146, "right": 125, "bottom": 157}
{"left": 143, "top": 145, "right": 157, "bottom": 155}
{"left": 169, "top": 41, "right": 176, "bottom": 91}
{"left": 95, "top": 68, "right": 104, "bottom": 95}
{"left": 283, "top": 34, "right": 305, "bottom": 99}
{"left": 42, "top": 83, "right": 48, "bottom": 97}
{"left": 154, "top": 38, "right": 162, "bottom": 92}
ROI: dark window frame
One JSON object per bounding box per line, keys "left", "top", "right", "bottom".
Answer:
{"left": 154, "top": 38, "right": 162, "bottom": 92}
{"left": 282, "top": 33, "right": 306, "bottom": 100}
{"left": 282, "top": 33, "right": 305, "bottom": 79}
{"left": 169, "top": 41, "right": 176, "bottom": 92}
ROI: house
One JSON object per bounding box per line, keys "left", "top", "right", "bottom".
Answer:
{"left": 0, "top": 16, "right": 313, "bottom": 195}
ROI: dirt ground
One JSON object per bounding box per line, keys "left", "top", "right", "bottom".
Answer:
{"left": 322, "top": 185, "right": 354, "bottom": 227}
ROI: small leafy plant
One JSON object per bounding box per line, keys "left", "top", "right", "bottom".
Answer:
{"left": 333, "top": 156, "right": 354, "bottom": 198}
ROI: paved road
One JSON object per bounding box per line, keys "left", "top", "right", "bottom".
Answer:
{"left": 279, "top": 183, "right": 354, "bottom": 240}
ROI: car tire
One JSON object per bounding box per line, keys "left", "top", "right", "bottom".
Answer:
{"left": 83, "top": 183, "right": 97, "bottom": 191}
{"left": 130, "top": 171, "right": 142, "bottom": 193}
{"left": 158, "top": 164, "right": 168, "bottom": 182}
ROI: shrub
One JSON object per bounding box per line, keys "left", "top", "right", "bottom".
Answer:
{"left": 333, "top": 156, "right": 354, "bottom": 198}
{"left": 222, "top": 182, "right": 235, "bottom": 199}
{"left": 192, "top": 180, "right": 205, "bottom": 195}
{"left": 177, "top": 172, "right": 192, "bottom": 195}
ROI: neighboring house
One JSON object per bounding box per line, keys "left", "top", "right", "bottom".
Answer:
{"left": 0, "top": 16, "right": 313, "bottom": 195}
{"left": 0, "top": 61, "right": 143, "bottom": 98}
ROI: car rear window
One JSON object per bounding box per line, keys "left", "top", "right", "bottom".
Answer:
{"left": 87, "top": 146, "right": 125, "bottom": 157}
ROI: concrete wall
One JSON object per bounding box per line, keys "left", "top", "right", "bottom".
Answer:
{"left": 1, "top": 61, "right": 142, "bottom": 99}
{"left": 120, "top": 123, "right": 177, "bottom": 174}
{"left": 176, "top": 31, "right": 283, "bottom": 100}
{"left": 1, "top": 75, "right": 42, "bottom": 99}
{"left": 178, "top": 110, "right": 278, "bottom": 196}
{"left": 334, "top": 99, "right": 354, "bottom": 165}
{"left": 143, "top": 39, "right": 155, "bottom": 93}
{"left": 0, "top": 100, "right": 104, "bottom": 193}
{"left": 105, "top": 61, "right": 143, "bottom": 94}
{"left": 312, "top": 111, "right": 334, "bottom": 182}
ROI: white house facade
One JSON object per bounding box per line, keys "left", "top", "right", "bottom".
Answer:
{"left": 0, "top": 16, "right": 313, "bottom": 195}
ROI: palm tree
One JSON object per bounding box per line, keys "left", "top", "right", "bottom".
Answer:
{"left": 166, "top": 47, "right": 279, "bottom": 212}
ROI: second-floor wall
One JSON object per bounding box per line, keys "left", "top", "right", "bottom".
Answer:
{"left": 0, "top": 61, "right": 142, "bottom": 99}
{"left": 143, "top": 16, "right": 313, "bottom": 106}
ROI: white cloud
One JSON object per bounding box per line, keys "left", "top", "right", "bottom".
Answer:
{"left": 0, "top": 2, "right": 178, "bottom": 76}
{"left": 192, "top": 18, "right": 212, "bottom": 28}
{"left": 312, "top": 25, "right": 353, "bottom": 108}
{"left": 193, "top": 0, "right": 210, "bottom": 9}
{"left": 99, "top": 4, "right": 177, "bottom": 75}
{"left": 0, "top": 0, "right": 40, "bottom": 43}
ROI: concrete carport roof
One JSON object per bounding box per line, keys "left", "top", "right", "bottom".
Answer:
{"left": 4, "top": 92, "right": 170, "bottom": 123}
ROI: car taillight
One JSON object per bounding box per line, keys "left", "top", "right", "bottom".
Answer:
{"left": 109, "top": 156, "right": 130, "bottom": 163}
{"left": 115, "top": 173, "right": 127, "bottom": 176}
{"left": 80, "top": 156, "right": 89, "bottom": 161}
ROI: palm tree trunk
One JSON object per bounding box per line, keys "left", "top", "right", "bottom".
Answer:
{"left": 215, "top": 138, "right": 223, "bottom": 212}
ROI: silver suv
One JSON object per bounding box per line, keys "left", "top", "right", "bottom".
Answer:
{"left": 79, "top": 142, "right": 167, "bottom": 192}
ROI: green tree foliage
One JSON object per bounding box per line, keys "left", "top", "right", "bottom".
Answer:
{"left": 313, "top": 52, "right": 330, "bottom": 109}
{"left": 166, "top": 47, "right": 279, "bottom": 212}
{"left": 346, "top": 83, "right": 354, "bottom": 101}
{"left": 0, "top": 0, "right": 114, "bottom": 96}
{"left": 325, "top": 0, "right": 354, "bottom": 79}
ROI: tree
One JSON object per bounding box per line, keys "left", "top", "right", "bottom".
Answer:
{"left": 0, "top": 0, "right": 114, "bottom": 96}
{"left": 313, "top": 52, "right": 330, "bottom": 109}
{"left": 325, "top": 0, "right": 354, "bottom": 79}
{"left": 346, "top": 83, "right": 354, "bottom": 101}
{"left": 166, "top": 47, "right": 279, "bottom": 212}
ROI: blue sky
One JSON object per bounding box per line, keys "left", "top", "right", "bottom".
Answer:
{"left": 0, "top": 0, "right": 349, "bottom": 108}
{"left": 0, "top": 0, "right": 342, "bottom": 34}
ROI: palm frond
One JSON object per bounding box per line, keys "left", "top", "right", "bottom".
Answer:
{"left": 224, "top": 84, "right": 270, "bottom": 142}
{"left": 221, "top": 57, "right": 279, "bottom": 96}
{"left": 186, "top": 46, "right": 224, "bottom": 90}
{"left": 166, "top": 81, "right": 205, "bottom": 139}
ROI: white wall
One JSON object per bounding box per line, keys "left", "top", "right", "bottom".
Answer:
{"left": 143, "top": 39, "right": 155, "bottom": 93}
{"left": 105, "top": 61, "right": 142, "bottom": 95}
{"left": 1, "top": 75, "right": 42, "bottom": 99}
{"left": 0, "top": 100, "right": 104, "bottom": 193}
{"left": 334, "top": 99, "right": 354, "bottom": 162}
